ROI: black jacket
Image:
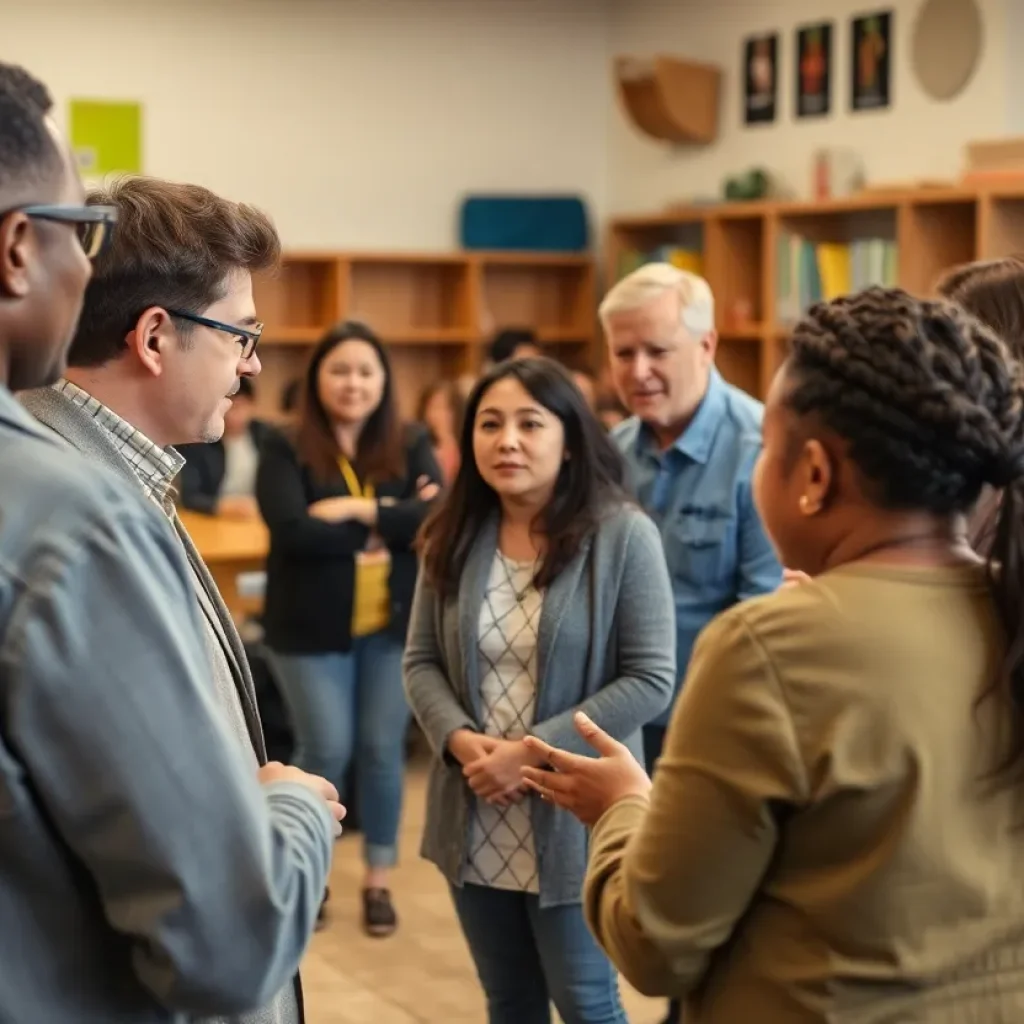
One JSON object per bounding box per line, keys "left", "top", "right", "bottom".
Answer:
{"left": 256, "top": 425, "right": 441, "bottom": 654}
{"left": 177, "top": 419, "right": 276, "bottom": 514}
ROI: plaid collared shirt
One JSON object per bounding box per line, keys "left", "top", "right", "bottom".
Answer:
{"left": 53, "top": 379, "right": 185, "bottom": 514}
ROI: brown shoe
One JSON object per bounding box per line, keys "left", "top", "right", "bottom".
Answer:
{"left": 362, "top": 887, "right": 397, "bottom": 938}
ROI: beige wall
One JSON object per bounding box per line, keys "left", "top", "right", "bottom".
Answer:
{"left": 8, "top": 0, "right": 612, "bottom": 249}
{"left": 607, "top": 0, "right": 1010, "bottom": 214}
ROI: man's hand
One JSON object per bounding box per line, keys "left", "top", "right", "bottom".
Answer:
{"left": 521, "top": 712, "right": 651, "bottom": 826}
{"left": 216, "top": 495, "right": 260, "bottom": 520}
{"left": 465, "top": 737, "right": 546, "bottom": 806}
{"left": 307, "top": 496, "right": 376, "bottom": 524}
{"left": 258, "top": 761, "right": 347, "bottom": 825}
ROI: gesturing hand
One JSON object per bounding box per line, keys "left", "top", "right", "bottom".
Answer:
{"left": 464, "top": 737, "right": 546, "bottom": 807}
{"left": 520, "top": 712, "right": 652, "bottom": 826}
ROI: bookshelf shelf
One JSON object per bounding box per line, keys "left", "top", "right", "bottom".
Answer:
{"left": 608, "top": 184, "right": 1024, "bottom": 401}
{"left": 252, "top": 250, "right": 597, "bottom": 419}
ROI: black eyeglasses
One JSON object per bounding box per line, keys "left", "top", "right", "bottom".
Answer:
{"left": 166, "top": 309, "right": 263, "bottom": 360}
{"left": 10, "top": 204, "right": 118, "bottom": 260}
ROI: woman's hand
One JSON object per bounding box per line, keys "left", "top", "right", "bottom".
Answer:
{"left": 416, "top": 475, "right": 440, "bottom": 502}
{"left": 781, "top": 568, "right": 811, "bottom": 588}
{"left": 447, "top": 728, "right": 497, "bottom": 766}
{"left": 464, "top": 737, "right": 546, "bottom": 806}
{"left": 520, "top": 712, "right": 652, "bottom": 826}
{"left": 307, "top": 496, "right": 376, "bottom": 524}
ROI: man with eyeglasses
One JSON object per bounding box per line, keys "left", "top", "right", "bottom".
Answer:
{"left": 2, "top": 62, "right": 339, "bottom": 1024}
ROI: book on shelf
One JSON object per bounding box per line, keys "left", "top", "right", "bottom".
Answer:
{"left": 776, "top": 235, "right": 898, "bottom": 326}
{"left": 617, "top": 245, "right": 704, "bottom": 280}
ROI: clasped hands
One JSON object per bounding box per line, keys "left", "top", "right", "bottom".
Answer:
{"left": 448, "top": 729, "right": 546, "bottom": 807}
{"left": 307, "top": 475, "right": 440, "bottom": 524}
{"left": 450, "top": 712, "right": 654, "bottom": 826}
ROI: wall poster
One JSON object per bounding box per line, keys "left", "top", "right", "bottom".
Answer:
{"left": 796, "top": 21, "right": 833, "bottom": 118}
{"left": 744, "top": 33, "right": 778, "bottom": 125}
{"left": 851, "top": 10, "right": 893, "bottom": 111}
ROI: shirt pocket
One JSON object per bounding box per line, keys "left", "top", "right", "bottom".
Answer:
{"left": 664, "top": 508, "right": 734, "bottom": 588}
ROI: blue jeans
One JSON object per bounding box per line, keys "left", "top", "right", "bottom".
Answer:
{"left": 269, "top": 632, "right": 409, "bottom": 868}
{"left": 451, "top": 883, "right": 626, "bottom": 1024}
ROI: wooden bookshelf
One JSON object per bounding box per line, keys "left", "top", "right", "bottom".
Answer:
{"left": 252, "top": 251, "right": 595, "bottom": 421}
{"left": 607, "top": 184, "right": 1024, "bottom": 400}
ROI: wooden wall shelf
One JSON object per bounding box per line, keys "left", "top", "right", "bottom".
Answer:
{"left": 607, "top": 184, "right": 1024, "bottom": 400}
{"left": 614, "top": 55, "right": 720, "bottom": 145}
{"left": 252, "top": 250, "right": 596, "bottom": 420}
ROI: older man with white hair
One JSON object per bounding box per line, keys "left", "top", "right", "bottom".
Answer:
{"left": 602, "top": 259, "right": 782, "bottom": 961}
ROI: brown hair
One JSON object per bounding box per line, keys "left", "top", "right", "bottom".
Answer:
{"left": 68, "top": 176, "right": 281, "bottom": 367}
{"left": 416, "top": 380, "right": 466, "bottom": 444}
{"left": 936, "top": 256, "right": 1024, "bottom": 360}
{"left": 296, "top": 320, "right": 405, "bottom": 485}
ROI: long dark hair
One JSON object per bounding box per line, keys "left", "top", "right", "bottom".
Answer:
{"left": 419, "top": 357, "right": 628, "bottom": 599}
{"left": 295, "top": 320, "right": 404, "bottom": 484}
{"left": 785, "top": 287, "right": 1024, "bottom": 782}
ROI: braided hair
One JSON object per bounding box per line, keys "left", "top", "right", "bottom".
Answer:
{"left": 786, "top": 286, "right": 1024, "bottom": 779}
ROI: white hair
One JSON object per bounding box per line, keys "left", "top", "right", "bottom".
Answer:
{"left": 598, "top": 262, "right": 715, "bottom": 338}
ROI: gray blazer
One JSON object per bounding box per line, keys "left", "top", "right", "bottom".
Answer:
{"left": 18, "top": 386, "right": 301, "bottom": 1024}
{"left": 19, "top": 386, "right": 266, "bottom": 763}
{"left": 0, "top": 383, "right": 332, "bottom": 1024}
{"left": 403, "top": 502, "right": 676, "bottom": 908}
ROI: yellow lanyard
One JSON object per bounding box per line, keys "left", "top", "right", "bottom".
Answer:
{"left": 338, "top": 456, "right": 374, "bottom": 500}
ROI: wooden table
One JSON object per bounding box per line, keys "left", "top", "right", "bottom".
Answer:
{"left": 178, "top": 511, "right": 269, "bottom": 621}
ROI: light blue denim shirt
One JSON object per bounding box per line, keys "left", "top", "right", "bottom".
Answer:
{"left": 612, "top": 369, "right": 782, "bottom": 725}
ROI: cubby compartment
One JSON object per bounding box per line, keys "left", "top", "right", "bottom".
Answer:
{"left": 900, "top": 199, "right": 976, "bottom": 296}
{"left": 347, "top": 256, "right": 473, "bottom": 343}
{"left": 253, "top": 257, "right": 342, "bottom": 342}
{"left": 477, "top": 255, "right": 594, "bottom": 346}
{"left": 775, "top": 204, "right": 898, "bottom": 330}
{"left": 704, "top": 215, "right": 765, "bottom": 332}
{"left": 980, "top": 195, "right": 1024, "bottom": 259}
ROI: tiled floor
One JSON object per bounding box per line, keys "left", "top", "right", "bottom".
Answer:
{"left": 300, "top": 758, "right": 664, "bottom": 1023}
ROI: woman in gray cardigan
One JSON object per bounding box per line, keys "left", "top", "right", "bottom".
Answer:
{"left": 403, "top": 357, "right": 676, "bottom": 1024}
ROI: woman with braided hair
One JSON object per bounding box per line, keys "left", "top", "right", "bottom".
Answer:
{"left": 519, "top": 286, "right": 1024, "bottom": 1022}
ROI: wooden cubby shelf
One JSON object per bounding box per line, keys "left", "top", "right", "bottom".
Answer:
{"left": 252, "top": 250, "right": 596, "bottom": 420}
{"left": 608, "top": 183, "right": 1024, "bottom": 400}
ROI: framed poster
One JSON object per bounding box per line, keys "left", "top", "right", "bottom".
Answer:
{"left": 851, "top": 10, "right": 893, "bottom": 111}
{"left": 796, "top": 22, "right": 833, "bottom": 118}
{"left": 744, "top": 33, "right": 778, "bottom": 125}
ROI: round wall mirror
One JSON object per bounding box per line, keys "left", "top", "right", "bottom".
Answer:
{"left": 912, "top": 0, "right": 984, "bottom": 101}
